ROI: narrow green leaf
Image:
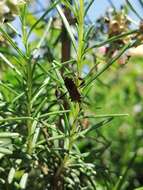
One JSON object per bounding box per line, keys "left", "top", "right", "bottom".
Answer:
{"left": 0, "top": 117, "right": 33, "bottom": 123}
{"left": 84, "top": 0, "right": 94, "bottom": 16}
{"left": 0, "top": 81, "right": 19, "bottom": 96}
{"left": 138, "top": 0, "right": 143, "bottom": 7}
{"left": 0, "top": 132, "right": 19, "bottom": 138}
{"left": 0, "top": 138, "right": 11, "bottom": 146}
{"left": 8, "top": 167, "right": 16, "bottom": 184}
{"left": 31, "top": 127, "right": 40, "bottom": 149}
{"left": 56, "top": 4, "right": 77, "bottom": 50}
{"left": 86, "top": 30, "right": 138, "bottom": 53}
{"left": 19, "top": 173, "right": 28, "bottom": 189}
{"left": 0, "top": 178, "right": 5, "bottom": 184}
{"left": 6, "top": 23, "right": 21, "bottom": 37}
{"left": 84, "top": 43, "right": 132, "bottom": 89}
{"left": 80, "top": 118, "right": 113, "bottom": 136}
{"left": 0, "top": 53, "right": 22, "bottom": 76}
{"left": 0, "top": 28, "right": 26, "bottom": 60}
{"left": 126, "top": 0, "right": 143, "bottom": 20}
{"left": 33, "top": 97, "right": 47, "bottom": 118}
{"left": 84, "top": 113, "right": 129, "bottom": 119}
{"left": 33, "top": 17, "right": 53, "bottom": 58}
{"left": 39, "top": 110, "right": 70, "bottom": 119}
{"left": 27, "top": 0, "right": 60, "bottom": 39}
{"left": 12, "top": 92, "right": 25, "bottom": 104}
{"left": 31, "top": 77, "right": 50, "bottom": 104}
{"left": 0, "top": 147, "right": 13, "bottom": 155}
{"left": 48, "top": 134, "right": 66, "bottom": 141}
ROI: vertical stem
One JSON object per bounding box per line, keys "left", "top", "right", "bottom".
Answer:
{"left": 53, "top": 103, "right": 80, "bottom": 189}
{"left": 77, "top": 0, "right": 84, "bottom": 78}
{"left": 53, "top": 3, "right": 73, "bottom": 188}
{"left": 21, "top": 5, "right": 33, "bottom": 154}
{"left": 53, "top": 1, "right": 84, "bottom": 188}
{"left": 27, "top": 59, "right": 33, "bottom": 154}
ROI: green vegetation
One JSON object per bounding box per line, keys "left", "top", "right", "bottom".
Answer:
{"left": 0, "top": 0, "right": 143, "bottom": 189}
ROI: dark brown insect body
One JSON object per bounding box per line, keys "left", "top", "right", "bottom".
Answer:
{"left": 64, "top": 77, "right": 81, "bottom": 102}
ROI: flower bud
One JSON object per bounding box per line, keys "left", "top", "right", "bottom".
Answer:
{"left": 0, "top": 0, "right": 27, "bottom": 23}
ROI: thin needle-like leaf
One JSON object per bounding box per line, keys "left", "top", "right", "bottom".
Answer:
{"left": 6, "top": 23, "right": 21, "bottom": 37}
{"left": 0, "top": 132, "right": 19, "bottom": 138}
{"left": 31, "top": 77, "right": 50, "bottom": 104}
{"left": 84, "top": 0, "right": 94, "bottom": 16}
{"left": 0, "top": 81, "right": 19, "bottom": 96}
{"left": 0, "top": 148, "right": 13, "bottom": 155}
{"left": 56, "top": 4, "right": 77, "bottom": 50}
{"left": 0, "top": 28, "right": 26, "bottom": 60}
{"left": 84, "top": 43, "right": 132, "bottom": 89}
{"left": 39, "top": 110, "right": 70, "bottom": 119}
{"left": 84, "top": 113, "right": 129, "bottom": 118}
{"left": 8, "top": 167, "right": 16, "bottom": 184}
{"left": 19, "top": 173, "right": 28, "bottom": 189}
{"left": 0, "top": 53, "right": 22, "bottom": 76}
{"left": 33, "top": 17, "right": 53, "bottom": 58}
{"left": 138, "top": 0, "right": 143, "bottom": 7}
{"left": 0, "top": 117, "right": 33, "bottom": 123}
{"left": 126, "top": 0, "right": 143, "bottom": 20}
{"left": 85, "top": 30, "right": 138, "bottom": 53}
{"left": 27, "top": 0, "right": 60, "bottom": 39}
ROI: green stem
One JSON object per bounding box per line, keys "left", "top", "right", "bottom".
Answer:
{"left": 27, "top": 58, "right": 33, "bottom": 154}
{"left": 77, "top": 0, "right": 84, "bottom": 77}
{"left": 56, "top": 0, "right": 84, "bottom": 171}
{"left": 53, "top": 2, "right": 84, "bottom": 188}
{"left": 21, "top": 5, "right": 33, "bottom": 154}
{"left": 54, "top": 103, "right": 80, "bottom": 180}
